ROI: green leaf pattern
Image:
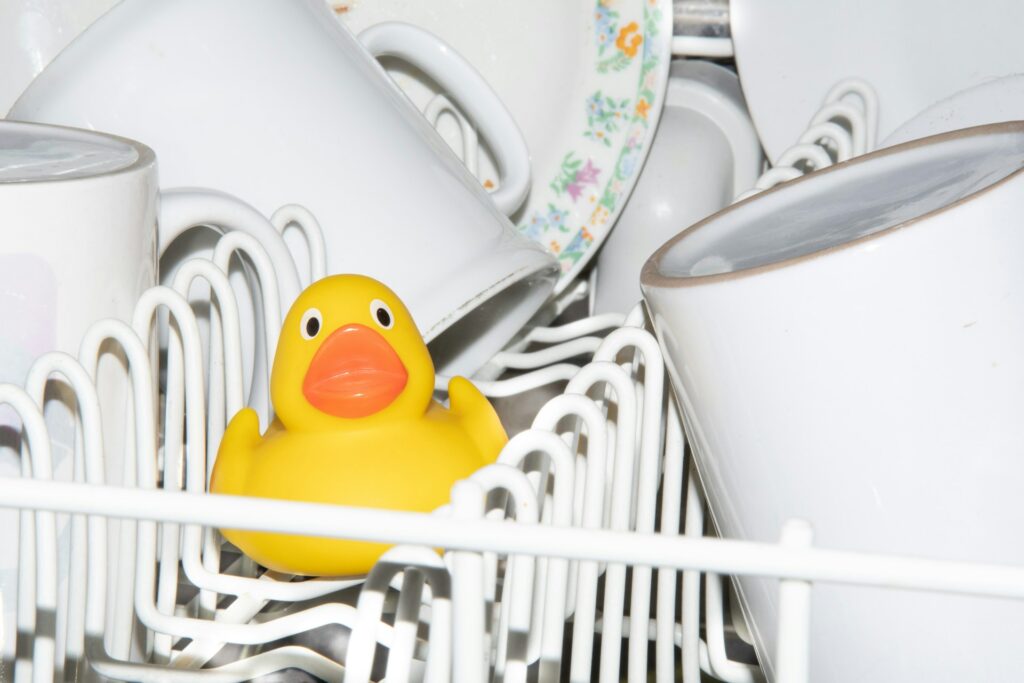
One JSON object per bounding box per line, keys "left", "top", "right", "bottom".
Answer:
{"left": 517, "top": 0, "right": 663, "bottom": 273}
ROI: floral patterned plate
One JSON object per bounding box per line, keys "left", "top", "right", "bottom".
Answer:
{"left": 337, "top": 0, "right": 672, "bottom": 293}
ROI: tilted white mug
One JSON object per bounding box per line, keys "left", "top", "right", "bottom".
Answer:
{"left": 9, "top": 0, "right": 558, "bottom": 377}
{"left": 641, "top": 123, "right": 1024, "bottom": 683}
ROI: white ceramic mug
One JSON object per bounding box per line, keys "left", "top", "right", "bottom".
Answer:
{"left": 593, "top": 60, "right": 762, "bottom": 314}
{"left": 0, "top": 120, "right": 157, "bottom": 665}
{"left": 0, "top": 0, "right": 120, "bottom": 114}
{"left": 641, "top": 123, "right": 1024, "bottom": 683}
{"left": 9, "top": 0, "right": 557, "bottom": 377}
{"left": 883, "top": 74, "right": 1024, "bottom": 148}
{"left": 0, "top": 120, "right": 307, "bottom": 666}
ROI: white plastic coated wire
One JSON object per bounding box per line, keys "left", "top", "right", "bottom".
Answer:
{"left": 7, "top": 209, "right": 699, "bottom": 683}
{"left": 271, "top": 203, "right": 328, "bottom": 285}
{"left": 5, "top": 201, "right": 657, "bottom": 682}
{"left": 4, "top": 201, "right": 679, "bottom": 683}
{"left": 12, "top": 220, "right": 398, "bottom": 682}
{"left": 824, "top": 78, "right": 879, "bottom": 152}
{"left": 4, "top": 383, "right": 58, "bottom": 683}
{"left": 448, "top": 311, "right": 753, "bottom": 683}
{"left": 774, "top": 144, "right": 833, "bottom": 173}
{"left": 496, "top": 431, "right": 576, "bottom": 677}
{"left": 17, "top": 205, "right": 351, "bottom": 679}
{"left": 19, "top": 350, "right": 353, "bottom": 683}
{"left": 9, "top": 198, "right": 1024, "bottom": 683}
{"left": 13, "top": 470, "right": 1024, "bottom": 678}
{"left": 735, "top": 78, "right": 878, "bottom": 202}
{"left": 797, "top": 121, "right": 853, "bottom": 162}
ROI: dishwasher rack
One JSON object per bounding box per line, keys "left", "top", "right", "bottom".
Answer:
{"left": 5, "top": 204, "right": 1024, "bottom": 683}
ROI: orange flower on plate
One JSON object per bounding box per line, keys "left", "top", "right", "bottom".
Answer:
{"left": 635, "top": 98, "right": 651, "bottom": 119}
{"left": 615, "top": 22, "right": 642, "bottom": 58}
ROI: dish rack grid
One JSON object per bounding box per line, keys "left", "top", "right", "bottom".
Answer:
{"left": 5, "top": 207, "right": 1024, "bottom": 683}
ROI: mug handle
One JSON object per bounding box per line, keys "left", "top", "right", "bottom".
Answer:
{"left": 424, "top": 94, "right": 480, "bottom": 178}
{"left": 358, "top": 22, "right": 531, "bottom": 217}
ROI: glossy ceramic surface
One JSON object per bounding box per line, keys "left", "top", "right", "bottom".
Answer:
{"left": 0, "top": 0, "right": 118, "bottom": 114}
{"left": 593, "top": 60, "right": 762, "bottom": 313}
{"left": 883, "top": 74, "right": 1024, "bottom": 148}
{"left": 0, "top": 120, "right": 157, "bottom": 664}
{"left": 9, "top": 0, "right": 558, "bottom": 378}
{"left": 642, "top": 123, "right": 1024, "bottom": 683}
{"left": 338, "top": 0, "right": 673, "bottom": 291}
{"left": 731, "top": 0, "right": 1024, "bottom": 163}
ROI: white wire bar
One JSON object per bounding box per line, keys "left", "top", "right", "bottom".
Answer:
{"left": 735, "top": 79, "right": 878, "bottom": 202}
{"left": 9, "top": 479, "right": 1024, "bottom": 603}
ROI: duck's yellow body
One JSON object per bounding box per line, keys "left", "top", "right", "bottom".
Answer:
{"left": 210, "top": 275, "right": 506, "bottom": 577}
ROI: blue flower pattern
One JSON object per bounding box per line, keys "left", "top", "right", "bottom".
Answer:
{"left": 595, "top": 4, "right": 618, "bottom": 54}
{"left": 521, "top": 204, "right": 569, "bottom": 242}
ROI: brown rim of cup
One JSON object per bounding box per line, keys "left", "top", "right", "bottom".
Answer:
{"left": 641, "top": 120, "right": 1024, "bottom": 288}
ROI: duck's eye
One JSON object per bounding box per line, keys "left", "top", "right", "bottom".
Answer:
{"left": 300, "top": 308, "right": 322, "bottom": 340}
{"left": 370, "top": 299, "right": 394, "bottom": 330}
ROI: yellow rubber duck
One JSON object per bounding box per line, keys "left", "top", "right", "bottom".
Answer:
{"left": 210, "top": 274, "right": 507, "bottom": 576}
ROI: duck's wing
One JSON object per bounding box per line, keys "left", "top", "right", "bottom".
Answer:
{"left": 210, "top": 407, "right": 262, "bottom": 495}
{"left": 447, "top": 376, "right": 508, "bottom": 463}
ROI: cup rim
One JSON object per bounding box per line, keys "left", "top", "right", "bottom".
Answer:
{"left": 0, "top": 119, "right": 156, "bottom": 185}
{"left": 641, "top": 120, "right": 1024, "bottom": 288}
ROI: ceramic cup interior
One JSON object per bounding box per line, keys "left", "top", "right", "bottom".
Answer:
{"left": 653, "top": 125, "right": 1024, "bottom": 280}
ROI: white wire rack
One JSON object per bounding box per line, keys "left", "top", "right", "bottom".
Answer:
{"left": 733, "top": 78, "right": 878, "bottom": 202}
{"left": 6, "top": 201, "right": 1024, "bottom": 683}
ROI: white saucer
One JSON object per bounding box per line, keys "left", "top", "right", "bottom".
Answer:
{"left": 337, "top": 0, "right": 672, "bottom": 292}
{"left": 730, "top": 0, "right": 1024, "bottom": 163}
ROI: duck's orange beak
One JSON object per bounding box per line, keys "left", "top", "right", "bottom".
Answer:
{"left": 302, "top": 324, "right": 408, "bottom": 418}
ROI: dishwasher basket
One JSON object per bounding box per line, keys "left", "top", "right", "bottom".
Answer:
{"left": 4, "top": 204, "right": 1024, "bottom": 683}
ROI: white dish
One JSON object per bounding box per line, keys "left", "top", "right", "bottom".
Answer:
{"left": 593, "top": 59, "right": 762, "bottom": 314}
{"left": 642, "top": 123, "right": 1024, "bottom": 683}
{"left": 337, "top": 0, "right": 672, "bottom": 292}
{"left": 883, "top": 74, "right": 1024, "bottom": 148}
{"left": 730, "top": 0, "right": 1024, "bottom": 163}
